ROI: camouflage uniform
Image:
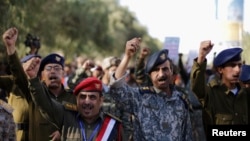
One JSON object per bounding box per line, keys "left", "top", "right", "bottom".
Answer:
{"left": 102, "top": 88, "right": 133, "bottom": 141}
{"left": 28, "top": 77, "right": 123, "bottom": 141}
{"left": 109, "top": 75, "right": 193, "bottom": 141}
{"left": 176, "top": 55, "right": 207, "bottom": 141}
{"left": 135, "top": 57, "right": 151, "bottom": 86}
{"left": 0, "top": 99, "right": 16, "bottom": 141}
{"left": 176, "top": 85, "right": 207, "bottom": 141}
{"left": 135, "top": 54, "right": 206, "bottom": 141}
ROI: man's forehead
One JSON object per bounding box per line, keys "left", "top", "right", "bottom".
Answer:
{"left": 223, "top": 60, "right": 242, "bottom": 66}
{"left": 154, "top": 60, "right": 171, "bottom": 68}
{"left": 78, "top": 91, "right": 100, "bottom": 95}
{"left": 45, "top": 63, "right": 61, "bottom": 66}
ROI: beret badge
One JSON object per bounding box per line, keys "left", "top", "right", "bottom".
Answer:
{"left": 160, "top": 53, "right": 166, "bottom": 61}
{"left": 95, "top": 83, "right": 101, "bottom": 90}
{"left": 55, "top": 56, "right": 61, "bottom": 62}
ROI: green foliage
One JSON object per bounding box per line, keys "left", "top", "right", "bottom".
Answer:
{"left": 0, "top": 0, "right": 162, "bottom": 62}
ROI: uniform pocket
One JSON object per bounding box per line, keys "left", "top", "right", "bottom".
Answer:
{"left": 215, "top": 114, "right": 233, "bottom": 125}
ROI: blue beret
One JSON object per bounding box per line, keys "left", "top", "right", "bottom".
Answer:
{"left": 213, "top": 47, "right": 242, "bottom": 67}
{"left": 239, "top": 64, "right": 250, "bottom": 83}
{"left": 39, "top": 53, "right": 64, "bottom": 73}
{"left": 145, "top": 49, "right": 169, "bottom": 74}
{"left": 20, "top": 54, "right": 41, "bottom": 63}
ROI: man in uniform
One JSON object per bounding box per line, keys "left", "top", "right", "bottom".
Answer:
{"left": 2, "top": 27, "right": 41, "bottom": 141}
{"left": 133, "top": 47, "right": 206, "bottom": 141}
{"left": 109, "top": 37, "right": 193, "bottom": 141}
{"left": 2, "top": 27, "right": 76, "bottom": 141}
{"left": 190, "top": 40, "right": 250, "bottom": 135}
{"left": 26, "top": 67, "right": 123, "bottom": 141}
{"left": 7, "top": 55, "right": 40, "bottom": 141}
{"left": 0, "top": 99, "right": 16, "bottom": 140}
{"left": 68, "top": 55, "right": 134, "bottom": 141}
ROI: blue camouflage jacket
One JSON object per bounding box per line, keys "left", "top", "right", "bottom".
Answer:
{"left": 109, "top": 74, "right": 193, "bottom": 141}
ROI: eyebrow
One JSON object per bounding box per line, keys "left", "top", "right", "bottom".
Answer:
{"left": 222, "top": 62, "right": 242, "bottom": 67}
{"left": 46, "top": 65, "right": 61, "bottom": 67}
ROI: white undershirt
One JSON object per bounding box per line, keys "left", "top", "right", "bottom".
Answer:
{"left": 230, "top": 87, "right": 238, "bottom": 95}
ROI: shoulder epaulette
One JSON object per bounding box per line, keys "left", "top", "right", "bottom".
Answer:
{"left": 208, "top": 75, "right": 221, "bottom": 87}
{"left": 62, "top": 101, "right": 77, "bottom": 112}
{"left": 0, "top": 100, "right": 14, "bottom": 114}
{"left": 105, "top": 112, "right": 122, "bottom": 123}
{"left": 65, "top": 88, "right": 74, "bottom": 94}
{"left": 178, "top": 92, "right": 194, "bottom": 112}
{"left": 139, "top": 86, "right": 155, "bottom": 94}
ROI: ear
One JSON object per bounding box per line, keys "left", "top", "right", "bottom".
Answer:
{"left": 60, "top": 69, "right": 64, "bottom": 76}
{"left": 217, "top": 67, "right": 223, "bottom": 74}
{"left": 40, "top": 71, "right": 45, "bottom": 81}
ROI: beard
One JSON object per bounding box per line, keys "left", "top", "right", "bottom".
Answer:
{"left": 48, "top": 83, "right": 61, "bottom": 89}
{"left": 46, "top": 75, "right": 62, "bottom": 89}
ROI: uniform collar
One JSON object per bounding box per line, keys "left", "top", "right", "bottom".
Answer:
{"left": 76, "top": 111, "right": 104, "bottom": 125}
{"left": 153, "top": 84, "right": 174, "bottom": 97}
{"left": 210, "top": 82, "right": 241, "bottom": 95}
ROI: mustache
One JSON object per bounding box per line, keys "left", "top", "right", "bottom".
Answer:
{"left": 233, "top": 74, "right": 239, "bottom": 77}
{"left": 157, "top": 76, "right": 167, "bottom": 81}
{"left": 49, "top": 75, "right": 59, "bottom": 80}
{"left": 82, "top": 104, "right": 94, "bottom": 109}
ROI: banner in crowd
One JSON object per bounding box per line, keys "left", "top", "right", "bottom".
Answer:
{"left": 163, "top": 37, "right": 180, "bottom": 65}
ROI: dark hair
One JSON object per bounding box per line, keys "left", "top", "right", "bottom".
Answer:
{"left": 24, "top": 33, "right": 40, "bottom": 48}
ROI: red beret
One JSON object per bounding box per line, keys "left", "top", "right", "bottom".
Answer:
{"left": 73, "top": 77, "right": 102, "bottom": 95}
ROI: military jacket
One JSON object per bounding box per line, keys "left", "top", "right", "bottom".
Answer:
{"left": 109, "top": 74, "right": 193, "bottom": 141}
{"left": 134, "top": 56, "right": 206, "bottom": 141}
{"left": 0, "top": 99, "right": 16, "bottom": 141}
{"left": 29, "top": 77, "right": 123, "bottom": 141}
{"left": 191, "top": 60, "right": 249, "bottom": 125}
{"left": 102, "top": 87, "right": 133, "bottom": 141}
{"left": 68, "top": 66, "right": 133, "bottom": 141}
{"left": 9, "top": 53, "right": 76, "bottom": 141}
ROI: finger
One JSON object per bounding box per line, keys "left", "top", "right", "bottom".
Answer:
{"left": 4, "top": 33, "right": 11, "bottom": 40}
{"left": 4, "top": 30, "right": 14, "bottom": 40}
{"left": 130, "top": 44, "right": 137, "bottom": 53}
{"left": 49, "top": 132, "right": 55, "bottom": 137}
{"left": 142, "top": 48, "right": 148, "bottom": 52}
{"left": 51, "top": 136, "right": 56, "bottom": 141}
{"left": 12, "top": 27, "right": 18, "bottom": 35}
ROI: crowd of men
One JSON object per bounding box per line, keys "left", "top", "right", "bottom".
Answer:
{"left": 0, "top": 27, "right": 250, "bottom": 141}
